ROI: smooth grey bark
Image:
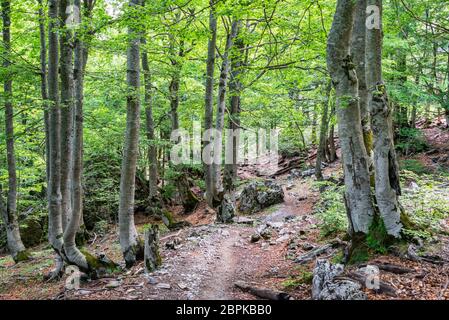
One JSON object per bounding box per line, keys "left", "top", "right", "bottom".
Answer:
{"left": 141, "top": 38, "right": 159, "bottom": 203}
{"left": 212, "top": 19, "right": 239, "bottom": 202}
{"left": 48, "top": 0, "right": 64, "bottom": 265}
{"left": 445, "top": 51, "right": 449, "bottom": 128}
{"left": 327, "top": 0, "right": 374, "bottom": 235}
{"left": 351, "top": 0, "right": 373, "bottom": 157}
{"left": 224, "top": 22, "right": 244, "bottom": 192}
{"left": 315, "top": 82, "right": 332, "bottom": 181}
{"left": 1, "top": 0, "right": 28, "bottom": 262}
{"left": 59, "top": 0, "right": 75, "bottom": 231}
{"left": 38, "top": 0, "right": 50, "bottom": 185}
{"left": 203, "top": 2, "right": 217, "bottom": 208}
{"left": 168, "top": 38, "right": 183, "bottom": 133}
{"left": 366, "top": 0, "right": 402, "bottom": 237}
{"left": 62, "top": 0, "right": 88, "bottom": 270}
{"left": 119, "top": 0, "right": 143, "bottom": 267}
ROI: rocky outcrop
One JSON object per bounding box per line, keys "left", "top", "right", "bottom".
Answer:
{"left": 238, "top": 180, "right": 284, "bottom": 215}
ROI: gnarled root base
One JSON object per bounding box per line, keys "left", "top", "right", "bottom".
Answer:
{"left": 123, "top": 239, "right": 145, "bottom": 269}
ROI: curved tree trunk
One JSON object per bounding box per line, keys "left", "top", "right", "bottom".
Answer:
{"left": 62, "top": 0, "right": 88, "bottom": 271}
{"left": 119, "top": 0, "right": 144, "bottom": 268}
{"left": 366, "top": 0, "right": 402, "bottom": 237}
{"left": 1, "top": 0, "right": 29, "bottom": 262}
{"left": 327, "top": 0, "right": 374, "bottom": 238}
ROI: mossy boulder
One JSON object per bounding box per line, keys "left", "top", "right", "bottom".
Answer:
{"left": 239, "top": 180, "right": 285, "bottom": 214}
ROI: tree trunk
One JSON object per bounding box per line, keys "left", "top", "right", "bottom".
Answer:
{"left": 212, "top": 20, "right": 239, "bottom": 204}
{"left": 351, "top": 0, "right": 373, "bottom": 158}
{"left": 144, "top": 225, "right": 161, "bottom": 273}
{"left": 328, "top": 123, "right": 337, "bottom": 162}
{"left": 224, "top": 22, "right": 244, "bottom": 192}
{"left": 38, "top": 0, "right": 50, "bottom": 186}
{"left": 203, "top": 2, "right": 218, "bottom": 207}
{"left": 59, "top": 0, "right": 75, "bottom": 231}
{"left": 141, "top": 37, "right": 160, "bottom": 207}
{"left": 62, "top": 0, "right": 88, "bottom": 270}
{"left": 315, "top": 82, "right": 332, "bottom": 181}
{"left": 119, "top": 0, "right": 144, "bottom": 268}
{"left": 366, "top": 0, "right": 402, "bottom": 237}
{"left": 327, "top": 0, "right": 374, "bottom": 237}
{"left": 1, "top": 0, "right": 29, "bottom": 262}
{"left": 47, "top": 0, "right": 64, "bottom": 276}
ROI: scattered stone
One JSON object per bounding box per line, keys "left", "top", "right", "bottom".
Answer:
{"left": 178, "top": 283, "right": 188, "bottom": 290}
{"left": 286, "top": 184, "right": 294, "bottom": 190}
{"left": 239, "top": 180, "right": 285, "bottom": 214}
{"left": 105, "top": 280, "right": 121, "bottom": 289}
{"left": 251, "top": 234, "right": 261, "bottom": 243}
{"left": 301, "top": 168, "right": 316, "bottom": 178}
{"left": 156, "top": 283, "right": 172, "bottom": 290}
{"left": 221, "top": 230, "right": 230, "bottom": 237}
{"left": 77, "top": 290, "right": 92, "bottom": 296}
{"left": 267, "top": 221, "right": 284, "bottom": 229}
{"left": 279, "top": 228, "right": 290, "bottom": 235}
{"left": 302, "top": 243, "right": 314, "bottom": 251}
{"left": 260, "top": 228, "right": 272, "bottom": 240}
{"left": 232, "top": 216, "right": 255, "bottom": 225}
{"left": 147, "top": 276, "right": 158, "bottom": 285}
{"left": 276, "top": 235, "right": 290, "bottom": 243}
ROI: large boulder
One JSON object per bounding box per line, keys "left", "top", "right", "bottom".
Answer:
{"left": 238, "top": 180, "right": 284, "bottom": 215}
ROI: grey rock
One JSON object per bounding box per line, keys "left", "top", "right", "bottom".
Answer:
{"left": 312, "top": 259, "right": 344, "bottom": 299}
{"left": 251, "top": 233, "right": 261, "bottom": 243}
{"left": 105, "top": 280, "right": 121, "bottom": 289}
{"left": 312, "top": 259, "right": 366, "bottom": 300}
{"left": 318, "top": 280, "right": 367, "bottom": 300}
{"left": 239, "top": 180, "right": 284, "bottom": 215}
{"left": 302, "top": 243, "right": 314, "bottom": 251}
{"left": 147, "top": 276, "right": 158, "bottom": 285}
{"left": 156, "top": 283, "right": 172, "bottom": 290}
{"left": 217, "top": 194, "right": 236, "bottom": 223}
{"left": 232, "top": 216, "right": 255, "bottom": 225}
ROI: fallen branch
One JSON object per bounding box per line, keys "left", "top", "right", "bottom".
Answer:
{"left": 344, "top": 272, "right": 397, "bottom": 297}
{"left": 234, "top": 281, "right": 293, "bottom": 300}
{"left": 295, "top": 244, "right": 333, "bottom": 264}
{"left": 359, "top": 263, "right": 414, "bottom": 274}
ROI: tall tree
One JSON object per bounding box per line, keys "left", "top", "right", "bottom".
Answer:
{"left": 62, "top": 0, "right": 89, "bottom": 269}
{"left": 351, "top": 0, "right": 373, "bottom": 157}
{"left": 203, "top": 1, "right": 218, "bottom": 208}
{"left": 212, "top": 19, "right": 239, "bottom": 203}
{"left": 119, "top": 0, "right": 144, "bottom": 267}
{"left": 1, "top": 0, "right": 29, "bottom": 262}
{"left": 47, "top": 0, "right": 65, "bottom": 278}
{"left": 327, "top": 0, "right": 374, "bottom": 254}
{"left": 59, "top": 0, "right": 75, "bottom": 230}
{"left": 366, "top": 0, "right": 402, "bottom": 237}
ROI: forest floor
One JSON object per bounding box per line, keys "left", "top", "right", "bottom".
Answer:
{"left": 0, "top": 119, "right": 448, "bottom": 300}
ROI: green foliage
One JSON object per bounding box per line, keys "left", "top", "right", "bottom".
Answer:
{"left": 400, "top": 159, "right": 431, "bottom": 175}
{"left": 282, "top": 266, "right": 313, "bottom": 289}
{"left": 396, "top": 128, "right": 429, "bottom": 155}
{"left": 313, "top": 181, "right": 348, "bottom": 238}
{"left": 400, "top": 172, "right": 449, "bottom": 238}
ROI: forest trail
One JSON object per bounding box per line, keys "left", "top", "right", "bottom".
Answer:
{"left": 1, "top": 136, "right": 449, "bottom": 300}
